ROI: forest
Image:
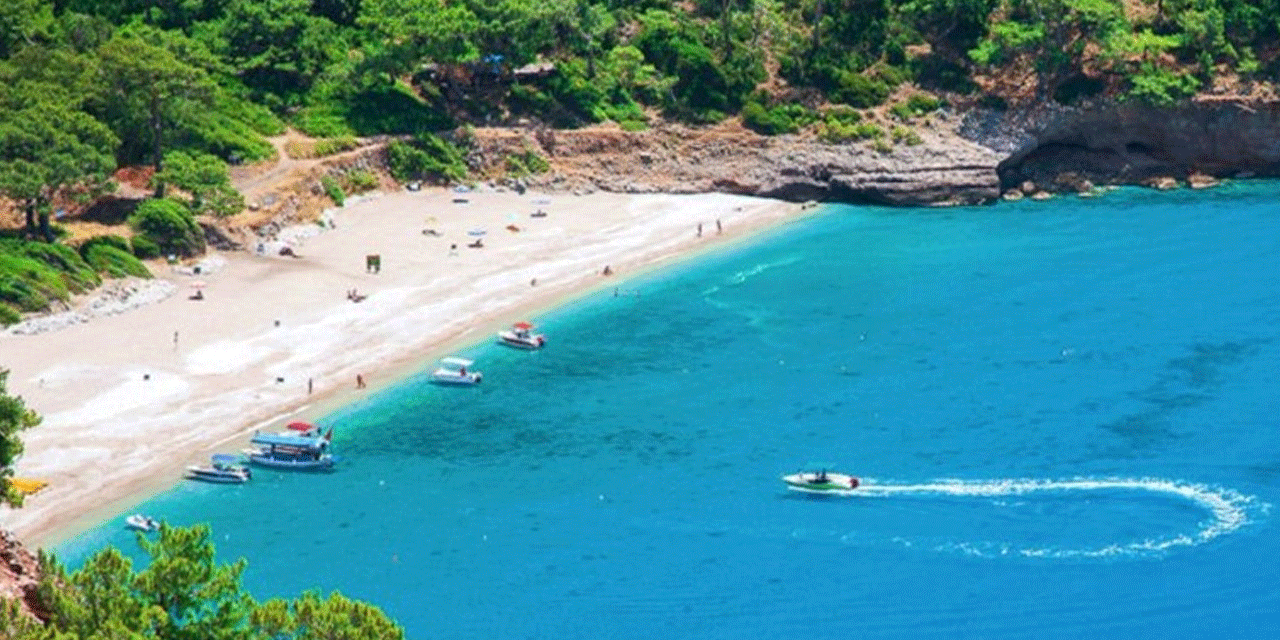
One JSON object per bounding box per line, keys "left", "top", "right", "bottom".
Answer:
{"left": 2, "top": 0, "right": 1280, "bottom": 321}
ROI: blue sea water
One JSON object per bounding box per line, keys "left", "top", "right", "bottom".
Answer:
{"left": 59, "top": 183, "right": 1280, "bottom": 639}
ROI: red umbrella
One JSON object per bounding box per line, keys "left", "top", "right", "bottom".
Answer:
{"left": 513, "top": 321, "right": 534, "bottom": 329}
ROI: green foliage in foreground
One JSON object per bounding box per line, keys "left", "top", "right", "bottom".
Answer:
{"left": 0, "top": 524, "right": 405, "bottom": 639}
{"left": 0, "top": 369, "right": 39, "bottom": 507}
{"left": 0, "top": 238, "right": 101, "bottom": 319}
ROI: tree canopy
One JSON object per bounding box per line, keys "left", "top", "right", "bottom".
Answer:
{"left": 0, "top": 369, "right": 39, "bottom": 507}
{"left": 3, "top": 524, "right": 405, "bottom": 639}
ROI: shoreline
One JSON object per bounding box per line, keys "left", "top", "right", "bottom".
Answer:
{"left": 1, "top": 187, "right": 819, "bottom": 550}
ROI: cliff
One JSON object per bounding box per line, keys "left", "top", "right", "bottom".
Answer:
{"left": 0, "top": 528, "right": 43, "bottom": 621}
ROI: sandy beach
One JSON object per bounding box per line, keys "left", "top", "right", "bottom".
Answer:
{"left": 0, "top": 187, "right": 808, "bottom": 548}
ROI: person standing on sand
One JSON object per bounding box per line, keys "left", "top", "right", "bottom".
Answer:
{"left": 697, "top": 223, "right": 703, "bottom": 237}
{"left": 716, "top": 219, "right": 722, "bottom": 234}
{"left": 356, "top": 374, "right": 366, "bottom": 389}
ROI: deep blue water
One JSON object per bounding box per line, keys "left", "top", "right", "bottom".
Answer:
{"left": 61, "top": 184, "right": 1280, "bottom": 638}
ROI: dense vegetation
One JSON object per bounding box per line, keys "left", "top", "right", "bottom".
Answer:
{"left": 2, "top": 0, "right": 1278, "bottom": 323}
{"left": 0, "top": 369, "right": 39, "bottom": 507}
{"left": 0, "top": 523, "right": 405, "bottom": 639}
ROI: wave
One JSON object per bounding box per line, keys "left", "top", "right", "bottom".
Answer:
{"left": 790, "top": 477, "right": 1265, "bottom": 559}
{"left": 701, "top": 256, "right": 801, "bottom": 297}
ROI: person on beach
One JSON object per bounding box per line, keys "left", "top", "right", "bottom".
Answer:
{"left": 697, "top": 223, "right": 703, "bottom": 237}
{"left": 356, "top": 374, "right": 366, "bottom": 389}
{"left": 717, "top": 219, "right": 722, "bottom": 234}
{"left": 602, "top": 265, "right": 613, "bottom": 276}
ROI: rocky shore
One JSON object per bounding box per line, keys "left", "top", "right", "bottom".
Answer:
{"left": 463, "top": 97, "right": 1280, "bottom": 207}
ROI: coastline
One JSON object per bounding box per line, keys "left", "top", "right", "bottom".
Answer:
{"left": 1, "top": 187, "right": 818, "bottom": 550}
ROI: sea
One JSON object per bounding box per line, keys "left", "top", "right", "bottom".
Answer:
{"left": 58, "top": 183, "right": 1280, "bottom": 639}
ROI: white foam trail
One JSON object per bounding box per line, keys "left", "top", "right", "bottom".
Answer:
{"left": 793, "top": 477, "right": 1265, "bottom": 559}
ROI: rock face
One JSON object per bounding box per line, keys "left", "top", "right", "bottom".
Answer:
{"left": 469, "top": 120, "right": 1004, "bottom": 207}
{"left": 961, "top": 99, "right": 1280, "bottom": 191}
{"left": 0, "top": 528, "right": 43, "bottom": 621}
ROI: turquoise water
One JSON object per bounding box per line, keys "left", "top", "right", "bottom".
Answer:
{"left": 61, "top": 184, "right": 1280, "bottom": 638}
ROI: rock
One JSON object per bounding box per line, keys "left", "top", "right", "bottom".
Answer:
{"left": 1003, "top": 189, "right": 1024, "bottom": 201}
{"left": 1188, "top": 172, "right": 1220, "bottom": 189}
{"left": 1020, "top": 180, "right": 1037, "bottom": 195}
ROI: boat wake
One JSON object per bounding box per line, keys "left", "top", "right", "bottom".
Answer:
{"left": 792, "top": 477, "right": 1266, "bottom": 559}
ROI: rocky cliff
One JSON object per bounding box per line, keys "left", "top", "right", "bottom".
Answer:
{"left": 467, "top": 97, "right": 1280, "bottom": 207}
{"left": 0, "top": 528, "right": 43, "bottom": 621}
{"left": 961, "top": 98, "right": 1280, "bottom": 194}
{"left": 469, "top": 118, "right": 1005, "bottom": 207}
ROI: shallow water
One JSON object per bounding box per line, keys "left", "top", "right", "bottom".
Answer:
{"left": 61, "top": 183, "right": 1280, "bottom": 638}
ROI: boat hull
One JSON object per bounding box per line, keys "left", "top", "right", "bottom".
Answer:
{"left": 782, "top": 472, "right": 860, "bottom": 492}
{"left": 186, "top": 468, "right": 250, "bottom": 484}
{"left": 248, "top": 454, "right": 335, "bottom": 471}
{"left": 497, "top": 332, "right": 545, "bottom": 350}
{"left": 429, "top": 371, "right": 482, "bottom": 385}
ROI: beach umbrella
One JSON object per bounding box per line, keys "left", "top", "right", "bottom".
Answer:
{"left": 190, "top": 280, "right": 207, "bottom": 289}
{"left": 468, "top": 228, "right": 487, "bottom": 236}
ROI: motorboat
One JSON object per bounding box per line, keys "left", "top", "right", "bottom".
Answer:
{"left": 429, "top": 357, "right": 482, "bottom": 385}
{"left": 186, "top": 454, "right": 252, "bottom": 484}
{"left": 244, "top": 428, "right": 336, "bottom": 471}
{"left": 782, "top": 470, "right": 860, "bottom": 492}
{"left": 125, "top": 514, "right": 161, "bottom": 532}
{"left": 497, "top": 321, "right": 546, "bottom": 350}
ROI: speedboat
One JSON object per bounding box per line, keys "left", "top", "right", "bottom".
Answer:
{"left": 782, "top": 470, "right": 860, "bottom": 492}
{"left": 186, "top": 454, "right": 252, "bottom": 484}
{"left": 125, "top": 514, "right": 161, "bottom": 532}
{"left": 244, "top": 428, "right": 336, "bottom": 471}
{"left": 497, "top": 322, "right": 546, "bottom": 350}
{"left": 430, "top": 357, "right": 482, "bottom": 385}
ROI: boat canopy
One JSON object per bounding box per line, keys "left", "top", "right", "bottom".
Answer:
{"left": 211, "top": 453, "right": 244, "bottom": 465}
{"left": 287, "top": 421, "right": 315, "bottom": 431}
{"left": 513, "top": 321, "right": 534, "bottom": 329}
{"left": 251, "top": 431, "right": 327, "bottom": 448}
{"left": 440, "top": 356, "right": 474, "bottom": 367}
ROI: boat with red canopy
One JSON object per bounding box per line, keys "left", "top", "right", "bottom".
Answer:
{"left": 497, "top": 321, "right": 546, "bottom": 350}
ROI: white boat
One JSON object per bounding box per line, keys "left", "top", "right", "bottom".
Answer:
{"left": 186, "top": 454, "right": 252, "bottom": 484}
{"left": 125, "top": 514, "right": 161, "bottom": 532}
{"left": 245, "top": 428, "right": 336, "bottom": 471}
{"left": 497, "top": 321, "right": 546, "bottom": 350}
{"left": 782, "top": 470, "right": 860, "bottom": 492}
{"left": 429, "top": 357, "right": 482, "bottom": 385}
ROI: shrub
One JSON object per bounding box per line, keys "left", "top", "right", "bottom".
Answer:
{"left": 321, "top": 176, "right": 345, "bottom": 206}
{"left": 84, "top": 244, "right": 152, "bottom": 278}
{"left": 832, "top": 73, "right": 891, "bottom": 108}
{"left": 1124, "top": 62, "right": 1201, "bottom": 106}
{"left": 131, "top": 235, "right": 161, "bottom": 259}
{"left": 385, "top": 134, "right": 468, "bottom": 184}
{"left": 345, "top": 170, "right": 378, "bottom": 193}
{"left": 127, "top": 198, "right": 206, "bottom": 258}
{"left": 312, "top": 136, "right": 360, "bottom": 157}
{"left": 0, "top": 303, "right": 18, "bottom": 326}
{"left": 504, "top": 149, "right": 550, "bottom": 176}
{"left": 79, "top": 235, "right": 130, "bottom": 257}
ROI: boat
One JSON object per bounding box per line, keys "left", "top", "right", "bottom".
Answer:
{"left": 497, "top": 321, "right": 546, "bottom": 350}
{"left": 125, "top": 514, "right": 161, "bottom": 532}
{"left": 782, "top": 469, "right": 860, "bottom": 492}
{"left": 185, "top": 454, "right": 252, "bottom": 484}
{"left": 429, "top": 357, "right": 482, "bottom": 385}
{"left": 244, "top": 428, "right": 336, "bottom": 471}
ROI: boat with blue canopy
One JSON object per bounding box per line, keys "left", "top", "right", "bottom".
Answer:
{"left": 244, "top": 428, "right": 336, "bottom": 471}
{"left": 186, "top": 453, "right": 252, "bottom": 483}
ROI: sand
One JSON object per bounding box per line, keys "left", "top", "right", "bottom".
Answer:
{"left": 0, "top": 187, "right": 810, "bottom": 548}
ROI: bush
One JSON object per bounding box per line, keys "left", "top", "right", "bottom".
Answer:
{"left": 321, "top": 176, "right": 345, "bottom": 206}
{"left": 385, "top": 134, "right": 468, "bottom": 184}
{"left": 84, "top": 243, "right": 152, "bottom": 278}
{"left": 79, "top": 235, "right": 131, "bottom": 257}
{"left": 0, "top": 239, "right": 101, "bottom": 314}
{"left": 344, "top": 170, "right": 378, "bottom": 193}
{"left": 1124, "top": 62, "right": 1201, "bottom": 106}
{"left": 742, "top": 102, "right": 798, "bottom": 135}
{"left": 832, "top": 73, "right": 891, "bottom": 108}
{"left": 131, "top": 236, "right": 160, "bottom": 259}
{"left": 127, "top": 198, "right": 206, "bottom": 258}
{"left": 504, "top": 149, "right": 550, "bottom": 176}
{"left": 0, "top": 303, "right": 18, "bottom": 326}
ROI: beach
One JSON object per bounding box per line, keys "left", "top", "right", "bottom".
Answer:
{"left": 0, "top": 187, "right": 806, "bottom": 548}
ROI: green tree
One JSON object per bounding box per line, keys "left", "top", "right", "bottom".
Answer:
{"left": 96, "top": 29, "right": 216, "bottom": 196}
{"left": 128, "top": 198, "right": 206, "bottom": 257}
{"left": 155, "top": 150, "right": 244, "bottom": 217}
{"left": 0, "top": 369, "right": 39, "bottom": 507}
{"left": 358, "top": 0, "right": 481, "bottom": 80}
{"left": 215, "top": 0, "right": 346, "bottom": 106}
{"left": 7, "top": 525, "right": 405, "bottom": 639}
{"left": 0, "top": 0, "right": 55, "bottom": 58}
{"left": 250, "top": 591, "right": 406, "bottom": 640}
{"left": 0, "top": 90, "right": 118, "bottom": 240}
